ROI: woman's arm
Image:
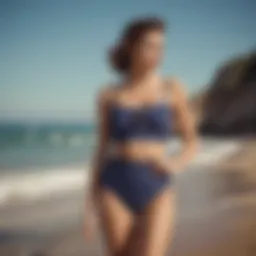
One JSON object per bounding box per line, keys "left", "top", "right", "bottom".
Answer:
{"left": 153, "top": 77, "right": 199, "bottom": 174}
{"left": 86, "top": 86, "right": 111, "bottom": 205}
{"left": 169, "top": 77, "right": 199, "bottom": 172}
{"left": 84, "top": 87, "right": 111, "bottom": 240}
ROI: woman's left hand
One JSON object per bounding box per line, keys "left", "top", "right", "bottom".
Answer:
{"left": 151, "top": 155, "right": 180, "bottom": 175}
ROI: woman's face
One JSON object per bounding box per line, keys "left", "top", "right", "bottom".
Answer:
{"left": 132, "top": 29, "right": 165, "bottom": 71}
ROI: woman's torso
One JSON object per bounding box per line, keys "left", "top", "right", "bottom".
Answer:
{"left": 105, "top": 78, "right": 173, "bottom": 163}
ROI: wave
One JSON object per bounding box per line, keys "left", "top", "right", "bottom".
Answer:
{"left": 0, "top": 123, "right": 97, "bottom": 149}
{"left": 0, "top": 165, "right": 89, "bottom": 207}
{"left": 0, "top": 138, "right": 242, "bottom": 207}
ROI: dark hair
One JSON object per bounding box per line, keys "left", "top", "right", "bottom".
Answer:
{"left": 109, "top": 17, "right": 165, "bottom": 75}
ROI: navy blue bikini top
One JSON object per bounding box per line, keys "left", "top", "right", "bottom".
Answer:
{"left": 109, "top": 102, "right": 172, "bottom": 141}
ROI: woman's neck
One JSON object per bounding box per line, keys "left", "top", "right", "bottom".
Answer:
{"left": 125, "top": 69, "right": 159, "bottom": 89}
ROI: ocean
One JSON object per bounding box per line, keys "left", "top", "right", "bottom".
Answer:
{"left": 0, "top": 122, "right": 97, "bottom": 170}
{"left": 0, "top": 122, "right": 98, "bottom": 205}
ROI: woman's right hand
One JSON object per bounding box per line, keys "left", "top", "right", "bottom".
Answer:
{"left": 84, "top": 187, "right": 100, "bottom": 242}
{"left": 84, "top": 210, "right": 95, "bottom": 241}
{"left": 84, "top": 210, "right": 99, "bottom": 242}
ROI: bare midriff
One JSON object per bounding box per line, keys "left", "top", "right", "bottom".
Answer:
{"left": 107, "top": 140, "right": 168, "bottom": 163}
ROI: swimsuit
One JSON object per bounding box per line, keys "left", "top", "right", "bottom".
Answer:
{"left": 99, "top": 101, "right": 173, "bottom": 213}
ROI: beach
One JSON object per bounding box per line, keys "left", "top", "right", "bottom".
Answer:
{"left": 0, "top": 137, "right": 256, "bottom": 255}
{"left": 1, "top": 0, "right": 256, "bottom": 254}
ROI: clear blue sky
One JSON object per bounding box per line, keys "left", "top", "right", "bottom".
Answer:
{"left": 1, "top": 0, "right": 255, "bottom": 121}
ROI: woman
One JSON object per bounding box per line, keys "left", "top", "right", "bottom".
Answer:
{"left": 85, "top": 17, "right": 198, "bottom": 256}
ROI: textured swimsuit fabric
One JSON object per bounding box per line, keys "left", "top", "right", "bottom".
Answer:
{"left": 108, "top": 103, "right": 172, "bottom": 141}
{"left": 100, "top": 159, "right": 173, "bottom": 213}
{"left": 99, "top": 104, "right": 173, "bottom": 213}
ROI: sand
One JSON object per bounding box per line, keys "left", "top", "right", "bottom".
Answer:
{"left": 0, "top": 138, "right": 256, "bottom": 256}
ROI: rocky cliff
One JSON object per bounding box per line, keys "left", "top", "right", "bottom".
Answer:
{"left": 200, "top": 51, "right": 256, "bottom": 135}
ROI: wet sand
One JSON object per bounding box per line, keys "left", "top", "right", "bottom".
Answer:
{"left": 0, "top": 140, "right": 256, "bottom": 255}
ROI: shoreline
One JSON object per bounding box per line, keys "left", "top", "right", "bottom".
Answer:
{"left": 0, "top": 137, "right": 242, "bottom": 208}
{"left": 0, "top": 166, "right": 88, "bottom": 207}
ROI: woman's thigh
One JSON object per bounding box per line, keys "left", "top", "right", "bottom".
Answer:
{"left": 130, "top": 187, "right": 176, "bottom": 256}
{"left": 97, "top": 187, "right": 134, "bottom": 255}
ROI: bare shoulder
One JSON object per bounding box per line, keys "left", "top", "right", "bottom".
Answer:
{"left": 97, "top": 83, "right": 118, "bottom": 107}
{"left": 165, "top": 76, "right": 188, "bottom": 105}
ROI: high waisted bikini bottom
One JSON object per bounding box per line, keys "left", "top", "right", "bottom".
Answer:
{"left": 99, "top": 158, "right": 173, "bottom": 213}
